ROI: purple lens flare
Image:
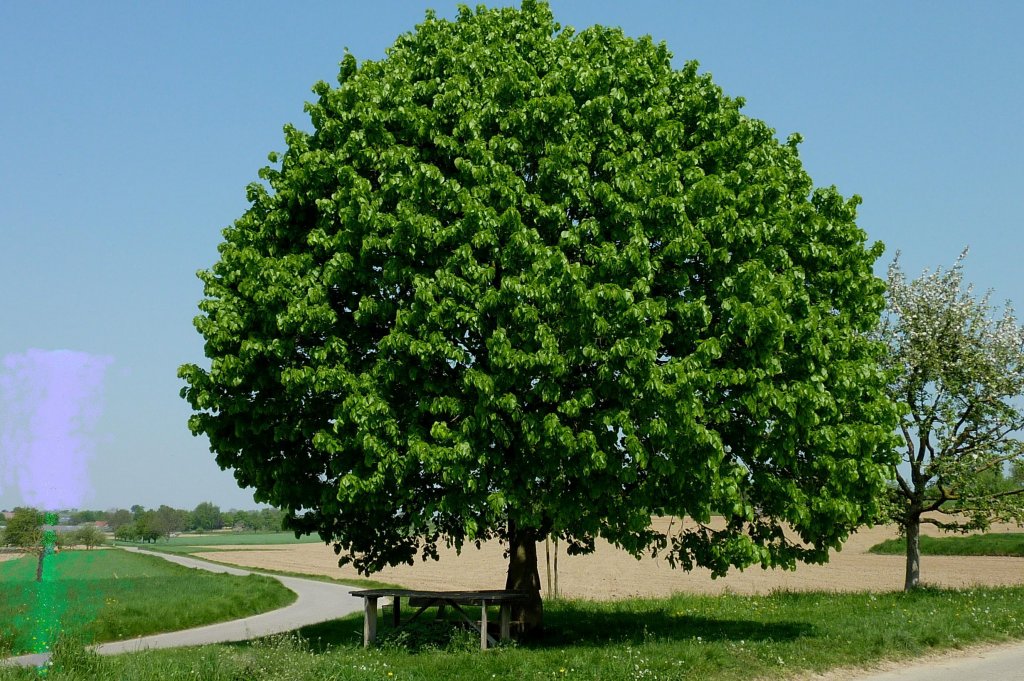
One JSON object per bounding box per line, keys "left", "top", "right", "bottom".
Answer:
{"left": 1, "top": 350, "right": 112, "bottom": 661}
{"left": 0, "top": 348, "right": 113, "bottom": 509}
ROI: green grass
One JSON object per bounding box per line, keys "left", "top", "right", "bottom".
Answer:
{"left": 114, "top": 531, "right": 321, "bottom": 554}
{"left": 6, "top": 586, "right": 1024, "bottom": 680}
{"left": 870, "top": 532, "right": 1024, "bottom": 557}
{"left": 0, "top": 549, "right": 295, "bottom": 656}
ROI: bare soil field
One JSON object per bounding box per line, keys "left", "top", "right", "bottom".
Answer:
{"left": 196, "top": 519, "right": 1024, "bottom": 600}
{"left": 0, "top": 553, "right": 23, "bottom": 563}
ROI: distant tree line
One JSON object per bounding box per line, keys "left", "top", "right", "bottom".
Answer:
{"left": 110, "top": 503, "right": 285, "bottom": 542}
{"left": 1, "top": 503, "right": 287, "bottom": 547}
{"left": 0, "top": 507, "right": 105, "bottom": 550}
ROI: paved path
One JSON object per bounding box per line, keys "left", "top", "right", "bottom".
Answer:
{"left": 844, "top": 642, "right": 1024, "bottom": 681}
{"left": 0, "top": 547, "right": 365, "bottom": 668}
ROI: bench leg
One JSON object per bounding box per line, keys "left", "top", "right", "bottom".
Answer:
{"left": 392, "top": 596, "right": 401, "bottom": 628}
{"left": 500, "top": 603, "right": 511, "bottom": 642}
{"left": 363, "top": 597, "right": 378, "bottom": 647}
{"left": 480, "top": 602, "right": 489, "bottom": 650}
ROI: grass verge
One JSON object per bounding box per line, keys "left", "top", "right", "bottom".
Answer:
{"left": 159, "top": 532, "right": 322, "bottom": 546}
{"left": 870, "top": 533, "right": 1024, "bottom": 557}
{"left": 4, "top": 586, "right": 1024, "bottom": 680}
{"left": 0, "top": 549, "right": 295, "bottom": 656}
{"left": 114, "top": 531, "right": 321, "bottom": 551}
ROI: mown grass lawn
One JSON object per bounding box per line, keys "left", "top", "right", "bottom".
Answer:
{"left": 5, "top": 586, "right": 1024, "bottom": 680}
{"left": 115, "top": 531, "right": 321, "bottom": 555}
{"left": 870, "top": 533, "right": 1024, "bottom": 557}
{"left": 0, "top": 549, "right": 294, "bottom": 656}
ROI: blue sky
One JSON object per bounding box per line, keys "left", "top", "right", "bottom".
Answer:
{"left": 1, "top": 1, "right": 1021, "bottom": 511}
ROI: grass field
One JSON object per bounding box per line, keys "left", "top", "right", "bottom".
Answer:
{"left": 114, "top": 531, "right": 321, "bottom": 555}
{"left": 870, "top": 533, "right": 1024, "bottom": 557}
{"left": 0, "top": 549, "right": 295, "bottom": 656}
{"left": 131, "top": 533, "right": 397, "bottom": 590}
{"left": 4, "top": 586, "right": 1024, "bottom": 680}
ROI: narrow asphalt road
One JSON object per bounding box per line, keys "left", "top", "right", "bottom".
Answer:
{"left": 0, "top": 547, "right": 365, "bottom": 668}
{"left": 845, "top": 642, "right": 1024, "bottom": 681}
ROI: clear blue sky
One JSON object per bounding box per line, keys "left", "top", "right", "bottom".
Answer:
{"left": 1, "top": 1, "right": 1021, "bottom": 511}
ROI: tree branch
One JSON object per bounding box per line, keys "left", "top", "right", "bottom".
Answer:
{"left": 987, "top": 487, "right": 1024, "bottom": 500}
{"left": 924, "top": 490, "right": 951, "bottom": 513}
{"left": 970, "top": 453, "right": 1022, "bottom": 477}
{"left": 899, "top": 423, "right": 916, "bottom": 463}
{"left": 949, "top": 404, "right": 979, "bottom": 453}
{"left": 919, "top": 516, "right": 965, "bottom": 530}
{"left": 894, "top": 469, "right": 913, "bottom": 497}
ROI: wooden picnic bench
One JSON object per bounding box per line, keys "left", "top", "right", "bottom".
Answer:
{"left": 349, "top": 589, "right": 527, "bottom": 650}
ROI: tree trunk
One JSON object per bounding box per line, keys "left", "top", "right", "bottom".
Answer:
{"left": 904, "top": 514, "right": 921, "bottom": 591}
{"left": 35, "top": 551, "right": 44, "bottom": 583}
{"left": 506, "top": 523, "right": 543, "bottom": 635}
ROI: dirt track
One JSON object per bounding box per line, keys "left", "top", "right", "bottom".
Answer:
{"left": 195, "top": 519, "right": 1024, "bottom": 599}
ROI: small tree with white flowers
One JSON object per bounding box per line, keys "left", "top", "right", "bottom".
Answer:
{"left": 878, "top": 250, "right": 1024, "bottom": 590}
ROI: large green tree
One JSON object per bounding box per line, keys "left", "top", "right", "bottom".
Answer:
{"left": 180, "top": 2, "right": 896, "bottom": 630}
{"left": 73, "top": 524, "right": 107, "bottom": 549}
{"left": 155, "top": 505, "right": 189, "bottom": 536}
{"left": 877, "top": 251, "right": 1024, "bottom": 590}
{"left": 3, "top": 507, "right": 42, "bottom": 549}
{"left": 106, "top": 508, "right": 133, "bottom": 531}
{"left": 189, "top": 502, "right": 223, "bottom": 532}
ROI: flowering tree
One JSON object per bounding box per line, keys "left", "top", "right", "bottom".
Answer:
{"left": 878, "top": 251, "right": 1024, "bottom": 590}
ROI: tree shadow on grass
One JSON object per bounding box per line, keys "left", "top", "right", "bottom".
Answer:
{"left": 262, "top": 603, "right": 813, "bottom": 654}
{"left": 291, "top": 616, "right": 365, "bottom": 652}
{"left": 532, "top": 603, "right": 813, "bottom": 649}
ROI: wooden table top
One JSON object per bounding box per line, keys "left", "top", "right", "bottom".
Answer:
{"left": 349, "top": 588, "right": 528, "bottom": 602}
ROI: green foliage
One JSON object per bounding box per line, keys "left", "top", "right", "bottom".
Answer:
{"left": 189, "top": 502, "right": 223, "bottom": 532}
{"left": 155, "top": 505, "right": 189, "bottom": 535}
{"left": 229, "top": 508, "right": 286, "bottom": 532}
{"left": 72, "top": 525, "right": 107, "bottom": 549}
{"left": 180, "top": 1, "right": 896, "bottom": 579}
{"left": 106, "top": 509, "right": 132, "bottom": 531}
{"left": 136, "top": 511, "right": 165, "bottom": 542}
{"left": 870, "top": 532, "right": 1024, "bottom": 557}
{"left": 5, "top": 588, "right": 1024, "bottom": 680}
{"left": 113, "top": 523, "right": 135, "bottom": 542}
{"left": 113, "top": 512, "right": 165, "bottom": 543}
{"left": 67, "top": 510, "right": 102, "bottom": 525}
{"left": 2, "top": 507, "right": 43, "bottom": 549}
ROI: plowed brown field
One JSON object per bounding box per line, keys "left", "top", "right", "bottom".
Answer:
{"left": 194, "top": 519, "right": 1024, "bottom": 599}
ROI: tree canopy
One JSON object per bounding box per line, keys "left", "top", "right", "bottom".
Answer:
{"left": 2, "top": 507, "right": 42, "bottom": 549}
{"left": 180, "top": 1, "right": 896, "bottom": 625}
{"left": 877, "top": 251, "right": 1024, "bottom": 589}
{"left": 189, "top": 502, "right": 224, "bottom": 532}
